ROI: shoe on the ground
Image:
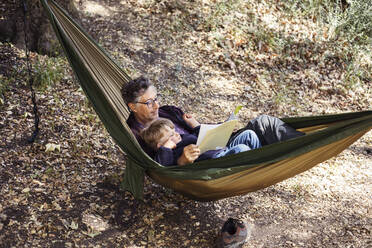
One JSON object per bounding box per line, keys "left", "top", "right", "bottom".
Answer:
{"left": 217, "top": 218, "right": 252, "bottom": 248}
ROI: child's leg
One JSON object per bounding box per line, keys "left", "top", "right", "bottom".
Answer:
{"left": 214, "top": 144, "right": 250, "bottom": 158}
{"left": 228, "top": 130, "right": 262, "bottom": 149}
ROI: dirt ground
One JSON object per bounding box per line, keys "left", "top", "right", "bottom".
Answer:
{"left": 0, "top": 0, "right": 371, "bottom": 247}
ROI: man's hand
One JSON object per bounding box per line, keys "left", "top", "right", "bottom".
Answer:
{"left": 183, "top": 114, "right": 200, "bottom": 128}
{"left": 177, "top": 144, "right": 200, "bottom": 165}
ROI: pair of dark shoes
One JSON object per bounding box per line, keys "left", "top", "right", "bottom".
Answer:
{"left": 217, "top": 218, "right": 252, "bottom": 248}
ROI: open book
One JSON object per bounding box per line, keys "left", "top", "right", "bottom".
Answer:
{"left": 196, "top": 106, "right": 242, "bottom": 153}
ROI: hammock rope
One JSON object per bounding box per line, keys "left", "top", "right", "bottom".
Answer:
{"left": 41, "top": 0, "right": 372, "bottom": 201}
{"left": 22, "top": 0, "right": 40, "bottom": 143}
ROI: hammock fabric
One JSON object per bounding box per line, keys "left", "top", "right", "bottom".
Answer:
{"left": 41, "top": 0, "right": 372, "bottom": 201}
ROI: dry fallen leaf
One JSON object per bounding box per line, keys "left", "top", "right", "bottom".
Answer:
{"left": 45, "top": 143, "right": 61, "bottom": 152}
{"left": 82, "top": 213, "right": 109, "bottom": 232}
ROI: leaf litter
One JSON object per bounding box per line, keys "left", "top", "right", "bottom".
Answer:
{"left": 0, "top": 0, "right": 371, "bottom": 247}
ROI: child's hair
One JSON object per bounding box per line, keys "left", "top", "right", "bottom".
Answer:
{"left": 141, "top": 118, "right": 175, "bottom": 150}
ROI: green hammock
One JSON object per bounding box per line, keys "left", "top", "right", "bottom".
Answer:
{"left": 41, "top": 0, "right": 372, "bottom": 201}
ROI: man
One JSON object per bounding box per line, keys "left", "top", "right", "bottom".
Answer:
{"left": 121, "top": 76, "right": 304, "bottom": 165}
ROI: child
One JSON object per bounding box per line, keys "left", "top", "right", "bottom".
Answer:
{"left": 140, "top": 118, "right": 261, "bottom": 166}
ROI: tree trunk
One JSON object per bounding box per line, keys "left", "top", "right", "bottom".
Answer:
{"left": 0, "top": 0, "right": 78, "bottom": 55}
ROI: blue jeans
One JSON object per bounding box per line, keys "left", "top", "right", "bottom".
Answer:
{"left": 214, "top": 130, "right": 262, "bottom": 158}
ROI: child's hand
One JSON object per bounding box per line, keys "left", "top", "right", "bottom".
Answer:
{"left": 177, "top": 144, "right": 200, "bottom": 165}
{"left": 162, "top": 139, "right": 177, "bottom": 149}
{"left": 183, "top": 114, "right": 200, "bottom": 128}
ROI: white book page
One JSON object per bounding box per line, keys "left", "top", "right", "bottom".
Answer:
{"left": 196, "top": 124, "right": 220, "bottom": 146}
{"left": 196, "top": 120, "right": 238, "bottom": 153}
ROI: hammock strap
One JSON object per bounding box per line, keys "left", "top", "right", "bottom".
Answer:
{"left": 22, "top": 0, "right": 40, "bottom": 143}
{"left": 120, "top": 158, "right": 145, "bottom": 200}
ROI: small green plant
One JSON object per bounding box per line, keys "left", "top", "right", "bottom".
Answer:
{"left": 284, "top": 0, "right": 371, "bottom": 90}
{"left": 252, "top": 28, "right": 277, "bottom": 52}
{"left": 202, "top": 0, "right": 240, "bottom": 31}
{"left": 0, "top": 58, "right": 20, "bottom": 106}
{"left": 0, "top": 76, "right": 11, "bottom": 105}
{"left": 286, "top": 0, "right": 372, "bottom": 45}
{"left": 333, "top": 0, "right": 372, "bottom": 45}
{"left": 292, "top": 183, "right": 302, "bottom": 193}
{"left": 274, "top": 87, "right": 288, "bottom": 105}
{"left": 86, "top": 113, "right": 99, "bottom": 123}
{"left": 33, "top": 56, "right": 67, "bottom": 91}
{"left": 343, "top": 62, "right": 370, "bottom": 91}
{"left": 44, "top": 167, "right": 55, "bottom": 175}
{"left": 171, "top": 16, "right": 187, "bottom": 32}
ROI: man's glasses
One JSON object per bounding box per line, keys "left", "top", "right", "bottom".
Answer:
{"left": 135, "top": 97, "right": 160, "bottom": 108}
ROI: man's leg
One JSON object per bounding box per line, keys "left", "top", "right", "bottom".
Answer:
{"left": 245, "top": 114, "right": 305, "bottom": 146}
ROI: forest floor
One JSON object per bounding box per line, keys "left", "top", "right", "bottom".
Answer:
{"left": 0, "top": 0, "right": 371, "bottom": 247}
